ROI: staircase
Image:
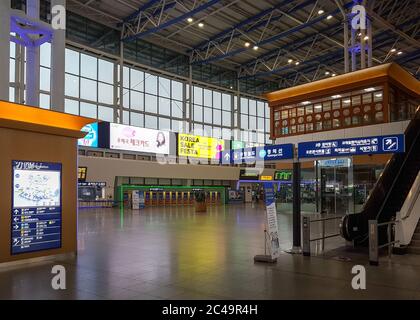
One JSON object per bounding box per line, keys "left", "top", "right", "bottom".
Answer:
{"left": 408, "top": 222, "right": 420, "bottom": 254}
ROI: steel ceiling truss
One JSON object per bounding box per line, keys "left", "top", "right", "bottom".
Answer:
{"left": 190, "top": 0, "right": 319, "bottom": 65}
{"left": 122, "top": 0, "right": 222, "bottom": 42}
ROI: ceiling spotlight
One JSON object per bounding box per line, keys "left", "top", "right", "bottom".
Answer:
{"left": 325, "top": 71, "right": 330, "bottom": 75}
{"left": 244, "top": 42, "right": 250, "bottom": 47}
{"left": 332, "top": 95, "right": 341, "bottom": 99}
{"left": 364, "top": 36, "right": 369, "bottom": 41}
{"left": 187, "top": 17, "right": 193, "bottom": 23}
{"left": 288, "top": 59, "right": 293, "bottom": 64}
{"left": 326, "top": 15, "right": 333, "bottom": 20}
{"left": 358, "top": 32, "right": 362, "bottom": 37}
{"left": 318, "top": 9, "right": 324, "bottom": 15}
{"left": 397, "top": 51, "right": 403, "bottom": 55}
{"left": 364, "top": 87, "right": 376, "bottom": 92}
{"left": 198, "top": 22, "right": 204, "bottom": 28}
{"left": 295, "top": 61, "right": 300, "bottom": 65}
{"left": 253, "top": 45, "right": 259, "bottom": 50}
{"left": 331, "top": 73, "right": 336, "bottom": 77}
{"left": 390, "top": 48, "right": 397, "bottom": 53}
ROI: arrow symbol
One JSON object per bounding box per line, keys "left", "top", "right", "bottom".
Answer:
{"left": 13, "top": 225, "right": 19, "bottom": 230}
{"left": 13, "top": 217, "right": 19, "bottom": 223}
{"left": 224, "top": 153, "right": 230, "bottom": 161}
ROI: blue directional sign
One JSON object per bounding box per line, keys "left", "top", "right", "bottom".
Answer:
{"left": 298, "top": 134, "right": 405, "bottom": 159}
{"left": 11, "top": 161, "right": 62, "bottom": 255}
{"left": 220, "top": 144, "right": 294, "bottom": 164}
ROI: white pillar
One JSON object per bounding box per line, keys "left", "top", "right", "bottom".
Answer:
{"left": 26, "top": 0, "right": 40, "bottom": 107}
{"left": 50, "top": 0, "right": 66, "bottom": 112}
{"left": 0, "top": 1, "right": 10, "bottom": 101}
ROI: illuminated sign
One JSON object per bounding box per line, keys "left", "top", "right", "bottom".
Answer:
{"left": 274, "top": 170, "right": 292, "bottom": 181}
{"left": 231, "top": 141, "right": 264, "bottom": 150}
{"left": 220, "top": 144, "right": 294, "bottom": 164}
{"left": 298, "top": 135, "right": 405, "bottom": 158}
{"left": 78, "top": 167, "right": 87, "bottom": 182}
{"left": 261, "top": 176, "right": 273, "bottom": 181}
{"left": 12, "top": 161, "right": 62, "bottom": 254}
{"left": 239, "top": 169, "right": 260, "bottom": 180}
{"left": 78, "top": 123, "right": 98, "bottom": 148}
{"left": 110, "top": 123, "right": 171, "bottom": 154}
{"left": 178, "top": 134, "right": 225, "bottom": 159}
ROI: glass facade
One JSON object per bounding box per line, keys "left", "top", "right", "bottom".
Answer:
{"left": 8, "top": 42, "right": 271, "bottom": 144}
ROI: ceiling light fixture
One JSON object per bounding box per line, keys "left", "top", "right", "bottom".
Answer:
{"left": 244, "top": 42, "right": 250, "bottom": 47}
{"left": 325, "top": 71, "right": 330, "bottom": 75}
{"left": 326, "top": 15, "right": 333, "bottom": 20}
{"left": 288, "top": 59, "right": 293, "bottom": 64}
{"left": 364, "top": 87, "right": 376, "bottom": 92}
{"left": 332, "top": 95, "right": 341, "bottom": 99}
{"left": 187, "top": 18, "right": 193, "bottom": 23}
{"left": 331, "top": 73, "right": 337, "bottom": 77}
{"left": 397, "top": 51, "right": 403, "bottom": 55}
{"left": 301, "top": 101, "right": 311, "bottom": 105}
{"left": 364, "top": 36, "right": 369, "bottom": 40}
{"left": 318, "top": 9, "right": 324, "bottom": 15}
{"left": 295, "top": 61, "right": 300, "bottom": 65}
{"left": 198, "top": 22, "right": 204, "bottom": 28}
{"left": 390, "top": 48, "right": 397, "bottom": 53}
{"left": 253, "top": 45, "right": 259, "bottom": 50}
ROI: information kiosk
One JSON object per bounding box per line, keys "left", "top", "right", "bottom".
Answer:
{"left": 0, "top": 101, "right": 94, "bottom": 264}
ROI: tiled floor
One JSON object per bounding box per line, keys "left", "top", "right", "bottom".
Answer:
{"left": 1, "top": 203, "right": 420, "bottom": 300}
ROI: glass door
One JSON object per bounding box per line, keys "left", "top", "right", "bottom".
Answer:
{"left": 318, "top": 158, "right": 354, "bottom": 215}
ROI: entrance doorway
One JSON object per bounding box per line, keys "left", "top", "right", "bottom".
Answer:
{"left": 317, "top": 158, "right": 354, "bottom": 215}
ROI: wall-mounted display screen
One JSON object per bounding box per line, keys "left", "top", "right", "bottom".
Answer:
{"left": 274, "top": 170, "right": 292, "bottom": 181}
{"left": 231, "top": 141, "right": 264, "bottom": 150}
{"left": 109, "top": 123, "right": 171, "bottom": 154}
{"left": 11, "top": 161, "right": 62, "bottom": 255}
{"left": 78, "top": 123, "right": 98, "bottom": 148}
{"left": 178, "top": 134, "right": 225, "bottom": 159}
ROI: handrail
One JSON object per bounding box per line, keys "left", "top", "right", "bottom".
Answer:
{"left": 401, "top": 172, "right": 420, "bottom": 220}
{"left": 369, "top": 219, "right": 399, "bottom": 266}
{"left": 302, "top": 215, "right": 343, "bottom": 256}
{"left": 375, "top": 118, "right": 420, "bottom": 221}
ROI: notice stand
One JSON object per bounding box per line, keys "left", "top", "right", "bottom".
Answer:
{"left": 254, "top": 182, "right": 280, "bottom": 264}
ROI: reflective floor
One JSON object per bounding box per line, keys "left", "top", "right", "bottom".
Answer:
{"left": 1, "top": 204, "right": 420, "bottom": 300}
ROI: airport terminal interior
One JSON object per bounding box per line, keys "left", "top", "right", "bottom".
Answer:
{"left": 1, "top": 0, "right": 420, "bottom": 301}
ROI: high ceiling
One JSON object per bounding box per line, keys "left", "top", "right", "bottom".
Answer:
{"left": 66, "top": 0, "right": 420, "bottom": 89}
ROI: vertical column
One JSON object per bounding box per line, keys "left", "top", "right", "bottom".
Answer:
{"left": 292, "top": 161, "right": 302, "bottom": 251}
{"left": 113, "top": 62, "right": 119, "bottom": 123}
{"left": 26, "top": 0, "right": 40, "bottom": 106}
{"left": 343, "top": 20, "right": 349, "bottom": 73}
{"left": 367, "top": 18, "right": 373, "bottom": 67}
{"left": 50, "top": 0, "right": 66, "bottom": 112}
{"left": 0, "top": 0, "right": 10, "bottom": 101}
{"left": 188, "top": 57, "right": 193, "bottom": 133}
{"left": 351, "top": 28, "right": 357, "bottom": 71}
{"left": 119, "top": 40, "right": 124, "bottom": 124}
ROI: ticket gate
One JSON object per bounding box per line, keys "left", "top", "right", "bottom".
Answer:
{"left": 151, "top": 192, "right": 158, "bottom": 205}
{"left": 145, "top": 192, "right": 151, "bottom": 206}
{"left": 158, "top": 192, "right": 164, "bottom": 206}
{"left": 188, "top": 192, "right": 194, "bottom": 205}
{"left": 164, "top": 192, "right": 171, "bottom": 206}
{"left": 171, "top": 192, "right": 177, "bottom": 205}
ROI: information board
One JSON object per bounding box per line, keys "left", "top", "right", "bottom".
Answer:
{"left": 12, "top": 161, "right": 62, "bottom": 254}
{"left": 220, "top": 144, "right": 294, "bottom": 164}
{"left": 298, "top": 134, "right": 405, "bottom": 159}
{"left": 263, "top": 182, "right": 280, "bottom": 259}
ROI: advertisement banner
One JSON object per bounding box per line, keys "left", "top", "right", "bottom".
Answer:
{"left": 178, "top": 134, "right": 225, "bottom": 159}
{"left": 78, "top": 123, "right": 98, "bottom": 147}
{"left": 263, "top": 182, "right": 280, "bottom": 259}
{"left": 11, "top": 161, "right": 62, "bottom": 254}
{"left": 110, "top": 123, "right": 171, "bottom": 154}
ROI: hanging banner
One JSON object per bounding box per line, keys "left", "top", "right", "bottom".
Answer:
{"left": 263, "top": 182, "right": 280, "bottom": 259}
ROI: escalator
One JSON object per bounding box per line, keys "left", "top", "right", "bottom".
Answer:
{"left": 341, "top": 107, "right": 420, "bottom": 245}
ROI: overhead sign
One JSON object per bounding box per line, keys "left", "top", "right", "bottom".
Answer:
{"left": 221, "top": 144, "right": 294, "bottom": 164}
{"left": 110, "top": 123, "right": 171, "bottom": 154}
{"left": 231, "top": 140, "right": 264, "bottom": 150}
{"left": 298, "top": 135, "right": 405, "bottom": 159}
{"left": 78, "top": 123, "right": 98, "bottom": 148}
{"left": 12, "top": 161, "right": 62, "bottom": 254}
{"left": 261, "top": 176, "right": 273, "bottom": 181}
{"left": 78, "top": 167, "right": 87, "bottom": 182}
{"left": 263, "top": 182, "right": 280, "bottom": 259}
{"left": 178, "top": 134, "right": 225, "bottom": 159}
{"left": 239, "top": 169, "right": 260, "bottom": 180}
{"left": 78, "top": 182, "right": 106, "bottom": 187}
{"left": 274, "top": 170, "right": 292, "bottom": 181}
{"left": 318, "top": 158, "right": 351, "bottom": 168}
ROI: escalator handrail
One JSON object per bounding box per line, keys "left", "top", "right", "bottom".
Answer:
{"left": 375, "top": 109, "right": 420, "bottom": 220}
